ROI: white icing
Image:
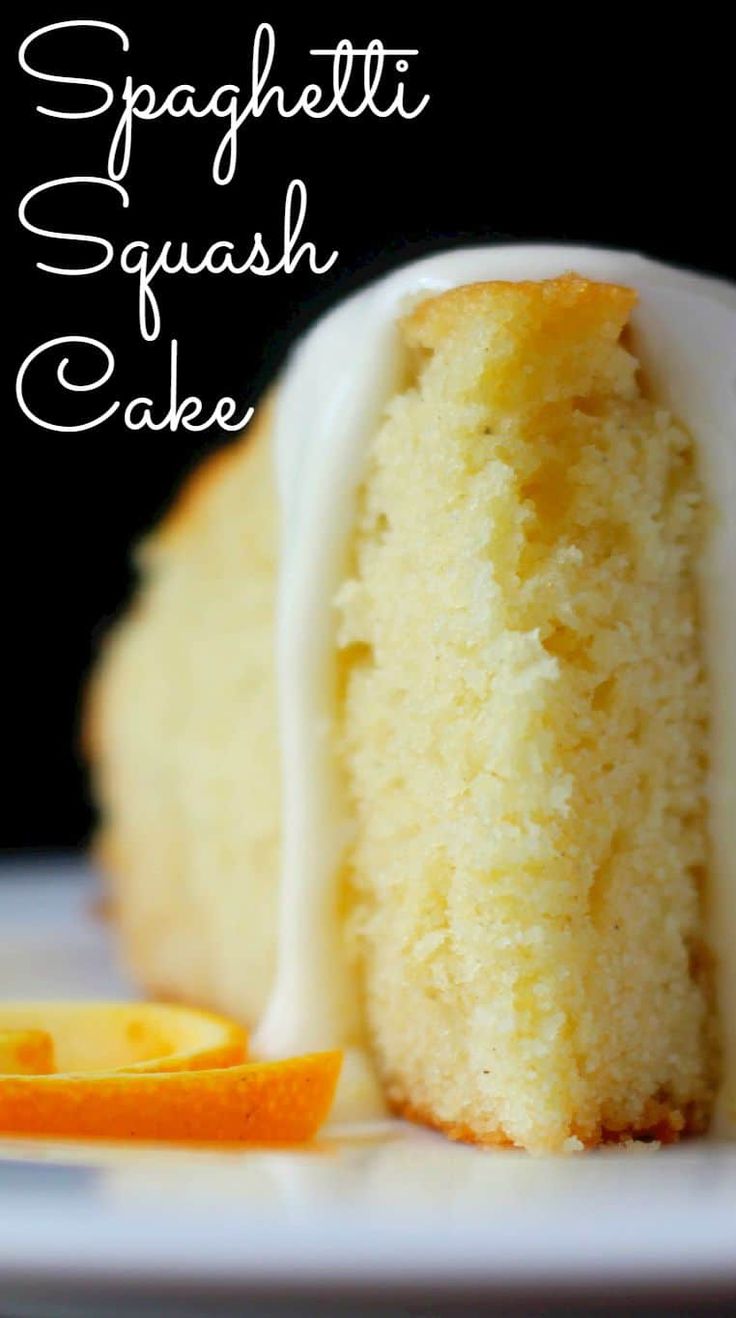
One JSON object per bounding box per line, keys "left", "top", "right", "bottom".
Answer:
{"left": 253, "top": 244, "right": 736, "bottom": 1132}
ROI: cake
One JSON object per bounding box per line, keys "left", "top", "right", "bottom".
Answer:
{"left": 86, "top": 247, "right": 736, "bottom": 1152}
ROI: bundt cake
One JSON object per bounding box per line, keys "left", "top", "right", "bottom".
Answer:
{"left": 86, "top": 246, "right": 736, "bottom": 1151}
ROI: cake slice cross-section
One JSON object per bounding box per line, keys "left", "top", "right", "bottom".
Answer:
{"left": 88, "top": 260, "right": 729, "bottom": 1152}
{"left": 335, "top": 277, "right": 713, "bottom": 1149}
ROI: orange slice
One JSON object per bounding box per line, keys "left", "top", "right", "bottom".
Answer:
{"left": 0, "top": 1051, "right": 342, "bottom": 1143}
{"left": 0, "top": 1029, "right": 55, "bottom": 1076}
{"left": 0, "top": 1003, "right": 247, "bottom": 1074}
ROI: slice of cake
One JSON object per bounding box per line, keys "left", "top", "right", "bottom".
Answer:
{"left": 87, "top": 251, "right": 734, "bottom": 1151}
{"left": 336, "top": 277, "right": 712, "bottom": 1148}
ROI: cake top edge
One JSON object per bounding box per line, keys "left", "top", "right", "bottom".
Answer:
{"left": 402, "top": 273, "right": 638, "bottom": 349}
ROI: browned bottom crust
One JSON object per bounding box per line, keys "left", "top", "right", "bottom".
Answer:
{"left": 390, "top": 1092, "right": 709, "bottom": 1151}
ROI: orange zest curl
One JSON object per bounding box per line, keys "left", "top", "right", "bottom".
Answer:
{"left": 0, "top": 1002, "right": 341, "bottom": 1144}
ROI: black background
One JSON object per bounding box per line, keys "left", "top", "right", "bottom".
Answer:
{"left": 7, "top": 4, "right": 734, "bottom": 852}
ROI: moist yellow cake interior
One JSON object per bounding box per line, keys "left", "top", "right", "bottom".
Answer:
{"left": 336, "top": 277, "right": 713, "bottom": 1150}
{"left": 89, "top": 275, "right": 716, "bottom": 1153}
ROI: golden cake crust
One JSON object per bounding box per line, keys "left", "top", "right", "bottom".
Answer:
{"left": 390, "top": 1090, "right": 707, "bottom": 1151}
{"left": 402, "top": 273, "right": 637, "bottom": 349}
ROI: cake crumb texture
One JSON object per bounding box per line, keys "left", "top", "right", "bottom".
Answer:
{"left": 86, "top": 406, "right": 280, "bottom": 1024}
{"left": 337, "top": 275, "right": 714, "bottom": 1152}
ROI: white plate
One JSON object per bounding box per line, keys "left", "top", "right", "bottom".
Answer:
{"left": 0, "top": 859, "right": 734, "bottom": 1315}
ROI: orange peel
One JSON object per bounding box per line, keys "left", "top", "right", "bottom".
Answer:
{"left": 0, "top": 1002, "right": 247, "bottom": 1074}
{"left": 0, "top": 1002, "right": 341, "bottom": 1144}
{"left": 0, "top": 1029, "right": 55, "bottom": 1076}
{"left": 0, "top": 1051, "right": 342, "bottom": 1143}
